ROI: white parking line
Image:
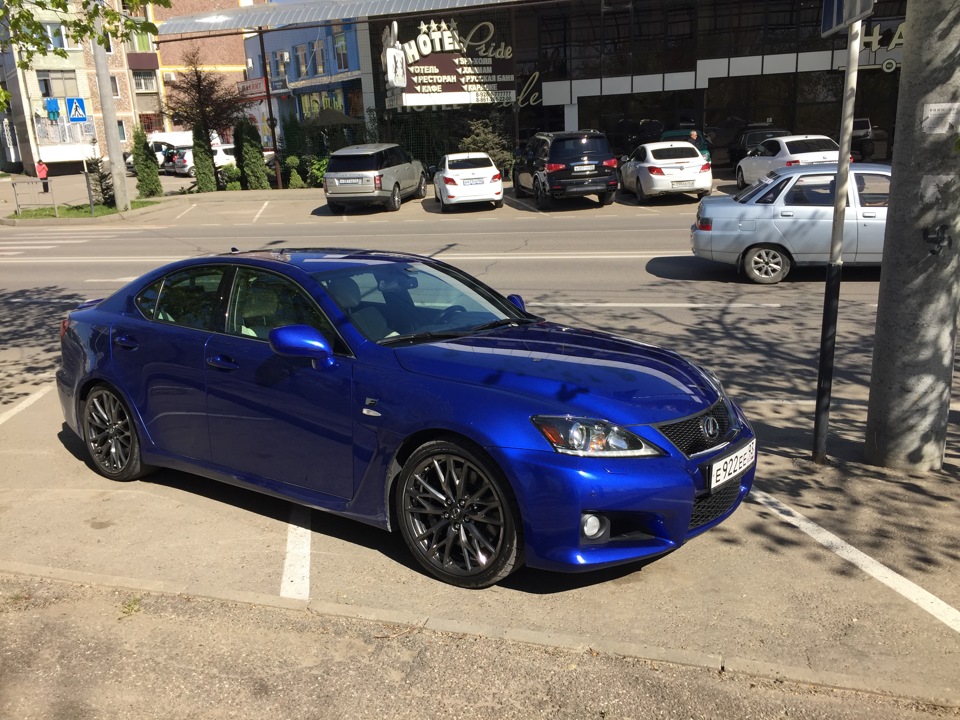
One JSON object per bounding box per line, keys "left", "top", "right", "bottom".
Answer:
{"left": 751, "top": 490, "right": 960, "bottom": 634}
{"left": 0, "top": 386, "right": 54, "bottom": 428}
{"left": 175, "top": 204, "right": 196, "bottom": 220}
{"left": 252, "top": 201, "right": 269, "bottom": 223}
{"left": 280, "top": 506, "right": 312, "bottom": 600}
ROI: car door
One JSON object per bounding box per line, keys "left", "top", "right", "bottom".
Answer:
{"left": 516, "top": 138, "right": 539, "bottom": 192}
{"left": 109, "top": 265, "right": 230, "bottom": 461}
{"left": 773, "top": 173, "right": 856, "bottom": 263}
{"left": 852, "top": 171, "right": 889, "bottom": 263}
{"left": 204, "top": 268, "right": 355, "bottom": 499}
{"left": 622, "top": 146, "right": 644, "bottom": 191}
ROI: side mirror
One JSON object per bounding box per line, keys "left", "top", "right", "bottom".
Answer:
{"left": 620, "top": 155, "right": 628, "bottom": 163}
{"left": 507, "top": 294, "right": 526, "bottom": 311}
{"left": 268, "top": 325, "right": 334, "bottom": 368}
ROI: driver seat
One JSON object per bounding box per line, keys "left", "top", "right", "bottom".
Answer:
{"left": 326, "top": 276, "right": 390, "bottom": 341}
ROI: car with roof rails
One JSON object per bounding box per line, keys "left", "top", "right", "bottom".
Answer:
{"left": 323, "top": 143, "right": 427, "bottom": 213}
{"left": 512, "top": 130, "right": 619, "bottom": 209}
{"left": 57, "top": 248, "right": 756, "bottom": 589}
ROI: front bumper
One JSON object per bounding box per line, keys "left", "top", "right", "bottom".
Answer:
{"left": 490, "top": 410, "right": 757, "bottom": 572}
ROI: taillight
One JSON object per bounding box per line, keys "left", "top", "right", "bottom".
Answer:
{"left": 785, "top": 160, "right": 801, "bottom": 166}
{"left": 700, "top": 163, "right": 712, "bottom": 173}
{"left": 491, "top": 172, "right": 501, "bottom": 182}
{"left": 648, "top": 166, "right": 664, "bottom": 176}
{"left": 697, "top": 216, "right": 712, "bottom": 231}
{"left": 443, "top": 176, "right": 458, "bottom": 186}
{"left": 374, "top": 174, "right": 383, "bottom": 190}
{"left": 545, "top": 163, "right": 565, "bottom": 173}
{"left": 59, "top": 318, "right": 70, "bottom": 338}
{"left": 600, "top": 158, "right": 618, "bottom": 168}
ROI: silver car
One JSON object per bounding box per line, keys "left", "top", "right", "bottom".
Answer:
{"left": 691, "top": 163, "right": 890, "bottom": 284}
{"left": 323, "top": 143, "right": 426, "bottom": 213}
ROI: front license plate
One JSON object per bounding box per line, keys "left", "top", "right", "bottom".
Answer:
{"left": 463, "top": 178, "right": 484, "bottom": 185}
{"left": 573, "top": 164, "right": 595, "bottom": 172}
{"left": 672, "top": 180, "right": 694, "bottom": 189}
{"left": 709, "top": 439, "right": 756, "bottom": 490}
{"left": 338, "top": 178, "right": 361, "bottom": 185}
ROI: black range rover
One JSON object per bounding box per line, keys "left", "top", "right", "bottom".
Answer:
{"left": 513, "top": 130, "right": 619, "bottom": 210}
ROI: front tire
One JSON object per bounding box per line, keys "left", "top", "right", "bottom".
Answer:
{"left": 396, "top": 440, "right": 522, "bottom": 589}
{"left": 533, "top": 179, "right": 552, "bottom": 210}
{"left": 736, "top": 167, "right": 747, "bottom": 189}
{"left": 82, "top": 386, "right": 149, "bottom": 481}
{"left": 386, "top": 184, "right": 401, "bottom": 212}
{"left": 743, "top": 245, "right": 791, "bottom": 284}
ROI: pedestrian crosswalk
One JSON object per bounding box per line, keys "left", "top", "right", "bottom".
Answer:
{"left": 0, "top": 229, "right": 147, "bottom": 257}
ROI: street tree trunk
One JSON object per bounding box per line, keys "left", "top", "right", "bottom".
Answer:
{"left": 865, "top": 0, "right": 960, "bottom": 471}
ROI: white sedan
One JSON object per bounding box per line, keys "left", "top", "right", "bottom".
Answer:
{"left": 433, "top": 152, "right": 504, "bottom": 212}
{"left": 619, "top": 141, "right": 712, "bottom": 204}
{"left": 736, "top": 134, "right": 840, "bottom": 189}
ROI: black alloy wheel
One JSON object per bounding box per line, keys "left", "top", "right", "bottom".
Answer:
{"left": 396, "top": 440, "right": 521, "bottom": 589}
{"left": 82, "top": 386, "right": 149, "bottom": 481}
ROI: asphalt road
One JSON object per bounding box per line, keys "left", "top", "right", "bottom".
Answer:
{"left": 1, "top": 182, "right": 959, "bottom": 718}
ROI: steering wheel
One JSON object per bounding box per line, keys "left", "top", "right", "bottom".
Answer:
{"left": 438, "top": 305, "right": 467, "bottom": 323}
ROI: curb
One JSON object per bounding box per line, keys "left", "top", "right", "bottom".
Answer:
{"left": 1, "top": 559, "right": 956, "bottom": 708}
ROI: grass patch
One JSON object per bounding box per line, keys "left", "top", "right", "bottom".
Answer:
{"left": 7, "top": 199, "right": 159, "bottom": 220}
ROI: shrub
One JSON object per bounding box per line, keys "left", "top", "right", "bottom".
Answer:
{"left": 131, "top": 125, "right": 163, "bottom": 198}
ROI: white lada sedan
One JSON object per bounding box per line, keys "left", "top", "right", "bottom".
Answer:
{"left": 691, "top": 163, "right": 890, "bottom": 284}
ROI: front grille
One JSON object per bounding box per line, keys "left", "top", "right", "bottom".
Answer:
{"left": 688, "top": 481, "right": 742, "bottom": 531}
{"left": 657, "top": 401, "right": 733, "bottom": 456}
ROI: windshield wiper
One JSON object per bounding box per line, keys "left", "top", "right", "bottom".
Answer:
{"left": 380, "top": 330, "right": 467, "bottom": 346}
{"left": 469, "top": 318, "right": 533, "bottom": 332}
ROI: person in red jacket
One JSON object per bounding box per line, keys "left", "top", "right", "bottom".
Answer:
{"left": 36, "top": 160, "right": 49, "bottom": 193}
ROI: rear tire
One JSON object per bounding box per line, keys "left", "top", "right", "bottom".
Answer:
{"left": 440, "top": 194, "right": 450, "bottom": 213}
{"left": 493, "top": 198, "right": 503, "bottom": 209}
{"left": 736, "top": 167, "right": 747, "bottom": 190}
{"left": 599, "top": 191, "right": 615, "bottom": 206}
{"left": 534, "top": 179, "right": 552, "bottom": 211}
{"left": 386, "top": 184, "right": 401, "bottom": 212}
{"left": 82, "top": 386, "right": 150, "bottom": 481}
{"left": 742, "top": 245, "right": 791, "bottom": 284}
{"left": 636, "top": 179, "right": 648, "bottom": 205}
{"left": 415, "top": 173, "right": 427, "bottom": 199}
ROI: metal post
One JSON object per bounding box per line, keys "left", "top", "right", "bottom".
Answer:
{"left": 258, "top": 28, "right": 283, "bottom": 190}
{"left": 812, "top": 19, "right": 861, "bottom": 463}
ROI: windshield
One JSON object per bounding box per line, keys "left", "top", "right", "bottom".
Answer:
{"left": 313, "top": 261, "right": 533, "bottom": 343}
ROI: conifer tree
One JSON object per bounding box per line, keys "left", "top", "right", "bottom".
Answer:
{"left": 132, "top": 125, "right": 163, "bottom": 198}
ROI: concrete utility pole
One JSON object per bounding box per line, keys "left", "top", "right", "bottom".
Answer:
{"left": 865, "top": 0, "right": 960, "bottom": 471}
{"left": 92, "top": 17, "right": 130, "bottom": 212}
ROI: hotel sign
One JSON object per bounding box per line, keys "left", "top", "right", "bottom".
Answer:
{"left": 381, "top": 19, "right": 516, "bottom": 108}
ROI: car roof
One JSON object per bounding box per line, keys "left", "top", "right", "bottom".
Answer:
{"left": 200, "top": 248, "right": 433, "bottom": 273}
{"left": 330, "top": 143, "right": 399, "bottom": 155}
{"left": 768, "top": 162, "right": 891, "bottom": 178}
{"left": 536, "top": 130, "right": 606, "bottom": 140}
{"left": 770, "top": 134, "right": 836, "bottom": 143}
{"left": 640, "top": 141, "right": 701, "bottom": 151}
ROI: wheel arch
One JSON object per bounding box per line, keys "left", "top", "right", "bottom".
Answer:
{"left": 737, "top": 242, "right": 795, "bottom": 273}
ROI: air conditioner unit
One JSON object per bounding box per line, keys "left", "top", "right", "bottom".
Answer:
{"left": 162, "top": 72, "right": 177, "bottom": 82}
{"left": 281, "top": 51, "right": 290, "bottom": 63}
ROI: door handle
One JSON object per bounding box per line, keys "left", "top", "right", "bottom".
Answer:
{"left": 113, "top": 335, "right": 139, "bottom": 350}
{"left": 206, "top": 355, "right": 240, "bottom": 371}
{"left": 862, "top": 211, "right": 877, "bottom": 218}
{"left": 780, "top": 211, "right": 794, "bottom": 217}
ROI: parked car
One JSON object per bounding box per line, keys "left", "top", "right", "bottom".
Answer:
{"left": 728, "top": 124, "right": 792, "bottom": 168}
{"left": 432, "top": 152, "right": 504, "bottom": 212}
{"left": 736, "top": 135, "right": 840, "bottom": 189}
{"left": 125, "top": 140, "right": 174, "bottom": 175}
{"left": 57, "top": 249, "right": 757, "bottom": 589}
{"left": 162, "top": 146, "right": 190, "bottom": 175}
{"left": 660, "top": 129, "right": 712, "bottom": 162}
{"left": 851, "top": 118, "right": 889, "bottom": 161}
{"left": 174, "top": 144, "right": 236, "bottom": 177}
{"left": 512, "top": 130, "right": 618, "bottom": 209}
{"left": 323, "top": 143, "right": 426, "bottom": 213}
{"left": 691, "top": 163, "right": 891, "bottom": 283}
{"left": 619, "top": 141, "right": 713, "bottom": 203}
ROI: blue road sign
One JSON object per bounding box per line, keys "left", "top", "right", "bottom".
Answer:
{"left": 822, "top": 0, "right": 875, "bottom": 38}
{"left": 67, "top": 97, "right": 87, "bottom": 123}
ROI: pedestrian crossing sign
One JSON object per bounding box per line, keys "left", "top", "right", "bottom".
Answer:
{"left": 67, "top": 97, "right": 87, "bottom": 123}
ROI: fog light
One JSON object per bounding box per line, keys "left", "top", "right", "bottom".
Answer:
{"left": 581, "top": 513, "right": 603, "bottom": 538}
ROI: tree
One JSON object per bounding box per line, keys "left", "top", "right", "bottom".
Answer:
{"left": 191, "top": 125, "right": 216, "bottom": 194}
{"left": 163, "top": 46, "right": 252, "bottom": 178}
{"left": 85, "top": 141, "right": 115, "bottom": 208}
{"left": 459, "top": 118, "right": 513, "bottom": 175}
{"left": 131, "top": 125, "right": 163, "bottom": 198}
{"left": 233, "top": 118, "right": 270, "bottom": 190}
{"left": 0, "top": 0, "right": 169, "bottom": 111}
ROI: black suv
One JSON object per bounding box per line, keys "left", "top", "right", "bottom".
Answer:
{"left": 728, "top": 124, "right": 791, "bottom": 168}
{"left": 513, "top": 130, "right": 618, "bottom": 209}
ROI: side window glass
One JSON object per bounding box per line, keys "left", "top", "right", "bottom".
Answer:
{"left": 228, "top": 268, "right": 340, "bottom": 349}
{"left": 756, "top": 178, "right": 790, "bottom": 204}
{"left": 147, "top": 266, "right": 226, "bottom": 330}
{"left": 135, "top": 279, "right": 162, "bottom": 320}
{"left": 784, "top": 175, "right": 834, "bottom": 206}
{"left": 855, "top": 173, "right": 890, "bottom": 207}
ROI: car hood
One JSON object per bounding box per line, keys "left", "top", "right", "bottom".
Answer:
{"left": 393, "top": 322, "right": 721, "bottom": 424}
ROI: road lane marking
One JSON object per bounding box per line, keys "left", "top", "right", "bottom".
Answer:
{"left": 175, "top": 205, "right": 196, "bottom": 220}
{"left": 280, "top": 506, "right": 312, "bottom": 600}
{"left": 751, "top": 490, "right": 960, "bottom": 634}
{"left": 0, "top": 385, "right": 54, "bottom": 428}
{"left": 252, "top": 201, "right": 269, "bottom": 223}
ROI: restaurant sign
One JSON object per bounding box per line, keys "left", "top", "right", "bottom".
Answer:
{"left": 381, "top": 19, "right": 516, "bottom": 108}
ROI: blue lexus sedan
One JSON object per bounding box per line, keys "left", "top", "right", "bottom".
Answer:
{"left": 57, "top": 249, "right": 757, "bottom": 588}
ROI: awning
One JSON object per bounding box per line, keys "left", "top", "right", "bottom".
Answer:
{"left": 157, "top": 0, "right": 522, "bottom": 36}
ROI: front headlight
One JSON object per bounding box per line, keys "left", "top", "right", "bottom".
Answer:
{"left": 531, "top": 416, "right": 664, "bottom": 457}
